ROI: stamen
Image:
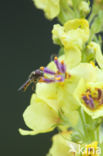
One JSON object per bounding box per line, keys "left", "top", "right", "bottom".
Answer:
{"left": 95, "top": 88, "right": 103, "bottom": 105}
{"left": 42, "top": 78, "right": 55, "bottom": 83}
{"left": 61, "top": 60, "right": 66, "bottom": 73}
{"left": 55, "top": 77, "right": 62, "bottom": 81}
{"left": 99, "top": 98, "right": 103, "bottom": 105}
{"left": 54, "top": 56, "right": 58, "bottom": 60}
{"left": 55, "top": 75, "right": 64, "bottom": 82}
{"left": 43, "top": 67, "right": 56, "bottom": 75}
{"left": 54, "top": 56, "right": 62, "bottom": 73}
{"left": 95, "top": 88, "right": 102, "bottom": 100}
{"left": 39, "top": 57, "right": 70, "bottom": 84}
{"left": 61, "top": 60, "right": 64, "bottom": 64}
{"left": 40, "top": 66, "right": 44, "bottom": 71}
{"left": 82, "top": 95, "right": 95, "bottom": 109}
{"left": 86, "top": 91, "right": 91, "bottom": 100}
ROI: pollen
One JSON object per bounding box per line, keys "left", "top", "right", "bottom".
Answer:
{"left": 54, "top": 56, "right": 58, "bottom": 60}
{"left": 55, "top": 77, "right": 62, "bottom": 81}
{"left": 61, "top": 60, "right": 64, "bottom": 64}
{"left": 40, "top": 66, "right": 44, "bottom": 71}
{"left": 86, "top": 91, "right": 90, "bottom": 100}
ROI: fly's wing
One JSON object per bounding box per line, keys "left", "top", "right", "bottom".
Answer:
{"left": 18, "top": 79, "right": 31, "bottom": 92}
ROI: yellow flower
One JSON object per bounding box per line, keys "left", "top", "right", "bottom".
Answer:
{"left": 79, "top": 1, "right": 90, "bottom": 16}
{"left": 74, "top": 78, "right": 103, "bottom": 119}
{"left": 70, "top": 63, "right": 97, "bottom": 83}
{"left": 47, "top": 132, "right": 99, "bottom": 156}
{"left": 52, "top": 24, "right": 64, "bottom": 45}
{"left": 36, "top": 56, "right": 80, "bottom": 127}
{"left": 20, "top": 55, "right": 103, "bottom": 135}
{"left": 19, "top": 55, "right": 83, "bottom": 135}
{"left": 71, "top": 61, "right": 103, "bottom": 119}
{"left": 82, "top": 141, "right": 99, "bottom": 156}
{"left": 33, "top": 0, "right": 60, "bottom": 19}
{"left": 52, "top": 18, "right": 89, "bottom": 50}
{"left": 47, "top": 131, "right": 80, "bottom": 156}
{"left": 87, "top": 42, "right": 103, "bottom": 69}
{"left": 19, "top": 94, "right": 61, "bottom": 135}
{"left": 19, "top": 52, "right": 103, "bottom": 135}
{"left": 52, "top": 19, "right": 90, "bottom": 68}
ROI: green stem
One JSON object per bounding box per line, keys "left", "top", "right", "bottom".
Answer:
{"left": 78, "top": 108, "right": 101, "bottom": 143}
{"left": 58, "top": 0, "right": 75, "bottom": 24}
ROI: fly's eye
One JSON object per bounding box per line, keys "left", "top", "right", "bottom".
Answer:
{"left": 35, "top": 69, "right": 44, "bottom": 76}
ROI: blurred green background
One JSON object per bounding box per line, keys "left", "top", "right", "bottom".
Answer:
{"left": 0, "top": 0, "right": 58, "bottom": 155}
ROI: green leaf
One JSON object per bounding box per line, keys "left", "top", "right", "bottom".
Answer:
{"left": 89, "top": 11, "right": 103, "bottom": 42}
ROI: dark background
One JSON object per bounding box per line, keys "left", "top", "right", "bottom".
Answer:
{"left": 0, "top": 0, "right": 58, "bottom": 155}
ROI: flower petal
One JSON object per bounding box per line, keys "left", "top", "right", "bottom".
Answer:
{"left": 70, "top": 63, "right": 97, "bottom": 82}
{"left": 62, "top": 18, "right": 89, "bottom": 49}
{"left": 52, "top": 19, "right": 89, "bottom": 50}
{"left": 33, "top": 0, "right": 60, "bottom": 19}
{"left": 20, "top": 94, "right": 60, "bottom": 135}
{"left": 47, "top": 132, "right": 79, "bottom": 156}
{"left": 36, "top": 82, "right": 59, "bottom": 112}
{"left": 87, "top": 42, "right": 103, "bottom": 69}
{"left": 64, "top": 47, "right": 81, "bottom": 69}
{"left": 74, "top": 79, "right": 103, "bottom": 119}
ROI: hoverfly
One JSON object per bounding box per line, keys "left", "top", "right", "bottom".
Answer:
{"left": 18, "top": 69, "right": 44, "bottom": 92}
